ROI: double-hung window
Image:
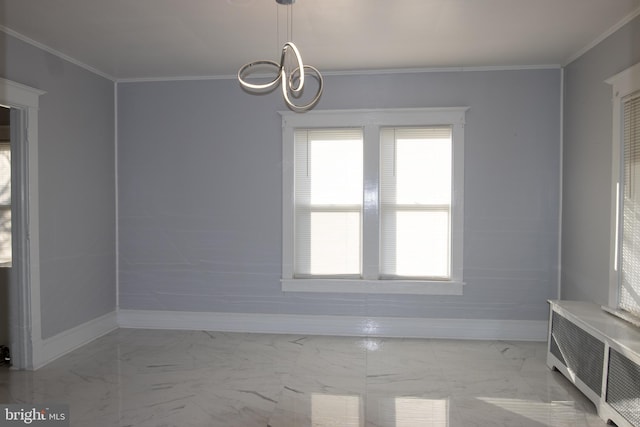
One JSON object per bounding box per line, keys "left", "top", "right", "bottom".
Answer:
{"left": 380, "top": 127, "right": 453, "bottom": 279}
{"left": 607, "top": 63, "right": 640, "bottom": 322}
{"left": 282, "top": 108, "right": 467, "bottom": 295}
{"left": 294, "top": 128, "right": 363, "bottom": 277}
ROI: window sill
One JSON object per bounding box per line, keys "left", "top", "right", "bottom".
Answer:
{"left": 601, "top": 305, "right": 640, "bottom": 328}
{"left": 281, "top": 278, "right": 464, "bottom": 295}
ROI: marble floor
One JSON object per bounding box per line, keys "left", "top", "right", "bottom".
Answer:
{"left": 0, "top": 329, "right": 609, "bottom": 427}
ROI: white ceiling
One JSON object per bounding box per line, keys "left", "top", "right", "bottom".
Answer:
{"left": 1, "top": 0, "right": 639, "bottom": 80}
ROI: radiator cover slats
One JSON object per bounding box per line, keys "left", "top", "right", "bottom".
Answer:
{"left": 607, "top": 349, "right": 640, "bottom": 426}
{"left": 550, "top": 312, "right": 604, "bottom": 396}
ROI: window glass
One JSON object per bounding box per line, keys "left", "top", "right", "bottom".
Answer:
{"left": 620, "top": 92, "right": 640, "bottom": 317}
{"left": 380, "top": 127, "right": 452, "bottom": 279}
{"left": 294, "top": 129, "right": 363, "bottom": 276}
{"left": 0, "top": 143, "right": 11, "bottom": 265}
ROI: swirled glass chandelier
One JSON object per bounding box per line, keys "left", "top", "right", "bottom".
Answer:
{"left": 237, "top": 0, "right": 323, "bottom": 112}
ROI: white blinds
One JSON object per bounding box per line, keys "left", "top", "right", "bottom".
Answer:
{"left": 380, "top": 127, "right": 452, "bottom": 279}
{"left": 621, "top": 92, "right": 640, "bottom": 317}
{"left": 294, "top": 129, "right": 363, "bottom": 276}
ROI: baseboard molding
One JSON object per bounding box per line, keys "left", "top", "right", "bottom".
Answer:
{"left": 118, "top": 309, "right": 548, "bottom": 341}
{"left": 33, "top": 311, "right": 118, "bottom": 369}
{"left": 26, "top": 309, "right": 547, "bottom": 369}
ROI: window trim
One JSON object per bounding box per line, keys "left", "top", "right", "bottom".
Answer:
{"left": 606, "top": 62, "right": 640, "bottom": 311}
{"left": 281, "top": 108, "right": 468, "bottom": 295}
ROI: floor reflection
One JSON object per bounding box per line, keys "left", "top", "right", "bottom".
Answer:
{"left": 308, "top": 394, "right": 583, "bottom": 427}
{"left": 477, "top": 397, "right": 578, "bottom": 426}
{"left": 374, "top": 396, "right": 449, "bottom": 427}
{"left": 312, "top": 394, "right": 362, "bottom": 427}
{"left": 310, "top": 394, "right": 450, "bottom": 427}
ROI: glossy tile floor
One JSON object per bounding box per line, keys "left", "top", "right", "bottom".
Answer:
{"left": 0, "top": 329, "right": 610, "bottom": 427}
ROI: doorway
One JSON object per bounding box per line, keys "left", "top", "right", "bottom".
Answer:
{"left": 0, "top": 78, "right": 44, "bottom": 370}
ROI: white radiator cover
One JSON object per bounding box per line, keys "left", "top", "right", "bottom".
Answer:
{"left": 547, "top": 300, "right": 640, "bottom": 427}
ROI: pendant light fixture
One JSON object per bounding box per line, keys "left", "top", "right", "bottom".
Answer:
{"left": 237, "top": 0, "right": 323, "bottom": 112}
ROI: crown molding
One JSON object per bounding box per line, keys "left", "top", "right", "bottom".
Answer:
{"left": 565, "top": 6, "right": 640, "bottom": 66}
{"left": 0, "top": 25, "right": 116, "bottom": 82}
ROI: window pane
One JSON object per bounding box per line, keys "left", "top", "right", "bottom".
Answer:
{"left": 621, "top": 93, "right": 640, "bottom": 317}
{"left": 0, "top": 144, "right": 10, "bottom": 205}
{"left": 396, "top": 137, "right": 451, "bottom": 205}
{"left": 0, "top": 143, "right": 11, "bottom": 265}
{"left": 0, "top": 208, "right": 10, "bottom": 265}
{"left": 310, "top": 138, "right": 362, "bottom": 205}
{"left": 309, "top": 211, "right": 360, "bottom": 275}
{"left": 388, "top": 210, "right": 449, "bottom": 278}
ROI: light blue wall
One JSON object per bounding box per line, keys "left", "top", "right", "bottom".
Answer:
{"left": 0, "top": 33, "right": 116, "bottom": 339}
{"left": 118, "top": 68, "right": 561, "bottom": 321}
{"left": 0, "top": 1, "right": 634, "bottom": 338}
{"left": 562, "top": 16, "right": 640, "bottom": 304}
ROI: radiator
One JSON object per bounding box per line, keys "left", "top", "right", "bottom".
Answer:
{"left": 547, "top": 301, "right": 640, "bottom": 427}
{"left": 607, "top": 348, "right": 640, "bottom": 426}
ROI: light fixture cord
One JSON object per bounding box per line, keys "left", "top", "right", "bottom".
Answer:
{"left": 288, "top": 3, "right": 293, "bottom": 42}
{"left": 284, "top": 3, "right": 293, "bottom": 79}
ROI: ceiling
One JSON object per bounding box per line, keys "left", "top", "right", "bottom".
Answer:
{"left": 1, "top": 0, "right": 639, "bottom": 80}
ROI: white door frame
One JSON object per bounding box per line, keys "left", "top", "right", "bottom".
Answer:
{"left": 0, "top": 78, "right": 44, "bottom": 370}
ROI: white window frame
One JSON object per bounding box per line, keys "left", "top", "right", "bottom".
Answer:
{"left": 606, "top": 62, "right": 640, "bottom": 316}
{"left": 281, "top": 108, "right": 467, "bottom": 295}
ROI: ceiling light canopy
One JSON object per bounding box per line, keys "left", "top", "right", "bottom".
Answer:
{"left": 237, "top": 0, "right": 323, "bottom": 112}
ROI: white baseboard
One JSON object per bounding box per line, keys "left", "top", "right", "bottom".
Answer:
{"left": 118, "top": 309, "right": 548, "bottom": 342}
{"left": 33, "top": 311, "right": 118, "bottom": 369}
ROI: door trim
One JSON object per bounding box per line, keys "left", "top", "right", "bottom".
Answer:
{"left": 0, "top": 78, "right": 45, "bottom": 370}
